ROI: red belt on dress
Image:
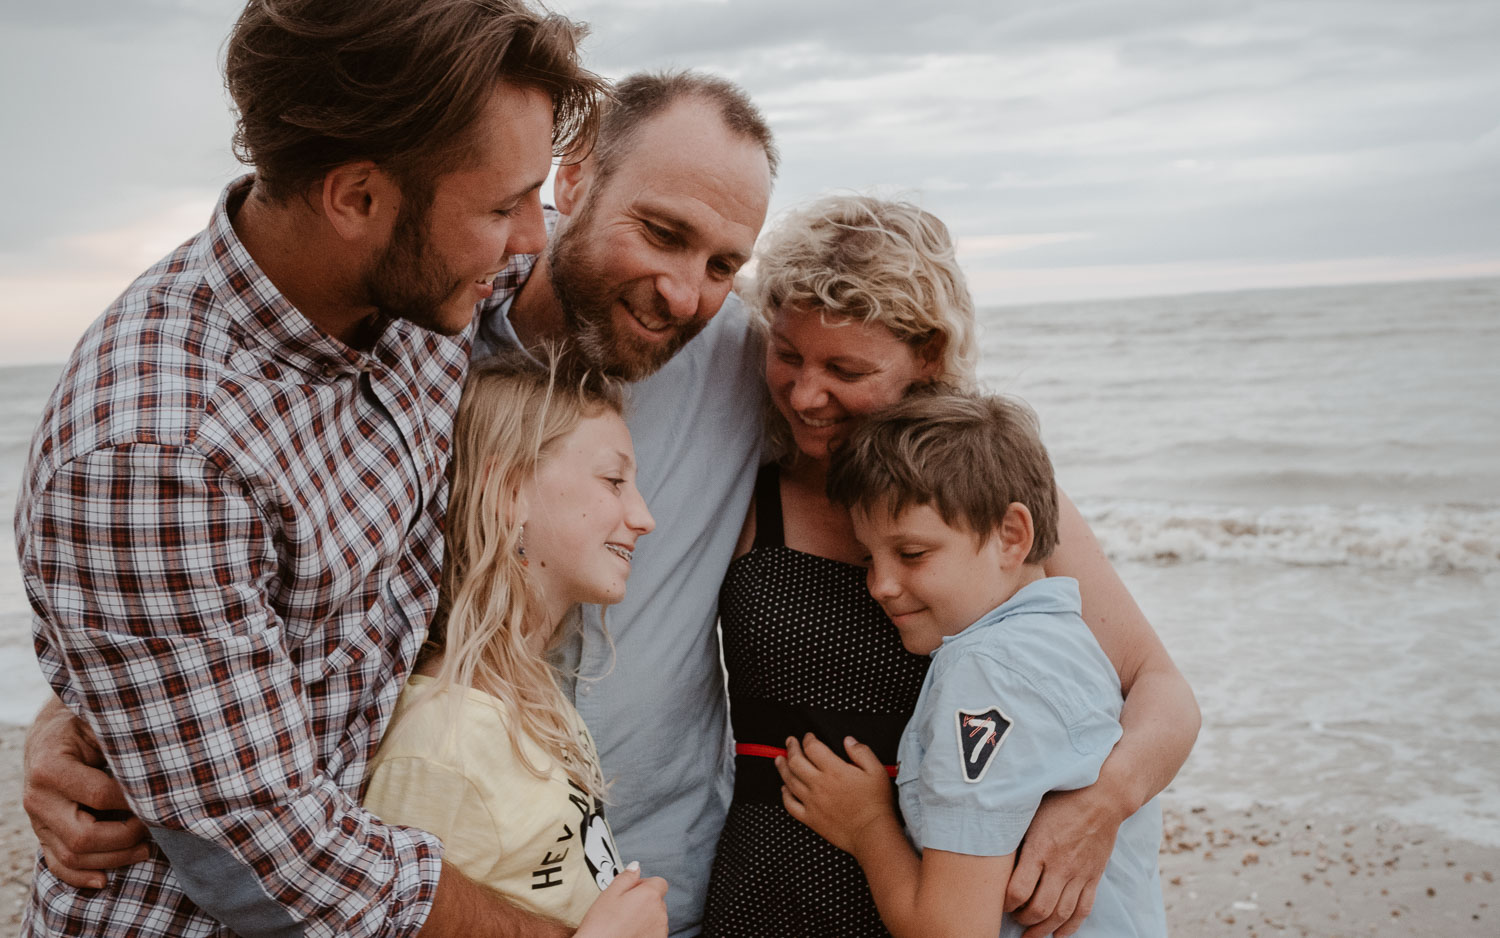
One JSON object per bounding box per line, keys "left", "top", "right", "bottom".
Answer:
{"left": 735, "top": 742, "right": 899, "bottom": 778}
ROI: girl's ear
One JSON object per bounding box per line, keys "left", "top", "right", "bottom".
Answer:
{"left": 509, "top": 479, "right": 533, "bottom": 530}
{"left": 996, "top": 502, "right": 1035, "bottom": 568}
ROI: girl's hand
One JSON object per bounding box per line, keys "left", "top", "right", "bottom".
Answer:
{"left": 776, "top": 734, "right": 895, "bottom": 854}
{"left": 575, "top": 862, "right": 668, "bottom": 938}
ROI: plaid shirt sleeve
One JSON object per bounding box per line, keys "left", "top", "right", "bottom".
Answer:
{"left": 24, "top": 440, "right": 443, "bottom": 938}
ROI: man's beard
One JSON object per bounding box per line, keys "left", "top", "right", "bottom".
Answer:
{"left": 362, "top": 199, "right": 467, "bottom": 337}
{"left": 547, "top": 205, "right": 705, "bottom": 381}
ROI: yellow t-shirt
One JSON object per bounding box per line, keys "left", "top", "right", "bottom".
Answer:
{"left": 363, "top": 675, "right": 622, "bottom": 926}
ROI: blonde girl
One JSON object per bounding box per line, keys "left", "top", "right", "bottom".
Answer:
{"left": 365, "top": 351, "right": 663, "bottom": 936}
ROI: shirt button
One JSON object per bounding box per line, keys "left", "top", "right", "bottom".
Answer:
{"left": 579, "top": 685, "right": 592, "bottom": 696}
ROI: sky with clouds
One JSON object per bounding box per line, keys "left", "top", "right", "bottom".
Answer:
{"left": 1, "top": 0, "right": 1496, "bottom": 365}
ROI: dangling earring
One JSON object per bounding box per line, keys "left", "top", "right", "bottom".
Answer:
{"left": 517, "top": 524, "right": 529, "bottom": 566}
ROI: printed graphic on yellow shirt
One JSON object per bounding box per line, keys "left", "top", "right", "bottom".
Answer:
{"left": 531, "top": 778, "right": 621, "bottom": 893}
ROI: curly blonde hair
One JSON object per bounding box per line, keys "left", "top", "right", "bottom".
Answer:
{"left": 743, "top": 193, "right": 978, "bottom": 459}
{"left": 422, "top": 348, "right": 624, "bottom": 803}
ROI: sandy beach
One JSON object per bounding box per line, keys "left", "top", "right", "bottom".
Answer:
{"left": 1157, "top": 801, "right": 1496, "bottom": 935}
{"left": 0, "top": 723, "right": 1492, "bottom": 935}
{"left": 3, "top": 724, "right": 33, "bottom": 929}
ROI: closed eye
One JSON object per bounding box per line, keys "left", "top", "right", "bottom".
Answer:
{"left": 643, "top": 220, "right": 678, "bottom": 245}
{"left": 829, "top": 363, "right": 871, "bottom": 381}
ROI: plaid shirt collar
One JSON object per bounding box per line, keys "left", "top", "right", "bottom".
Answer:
{"left": 204, "top": 174, "right": 409, "bottom": 380}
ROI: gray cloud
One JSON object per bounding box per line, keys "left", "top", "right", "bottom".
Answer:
{"left": 0, "top": 4, "right": 240, "bottom": 254}
{"left": 0, "top": 0, "right": 227, "bottom": 34}
{"left": 2, "top": 0, "right": 1497, "bottom": 323}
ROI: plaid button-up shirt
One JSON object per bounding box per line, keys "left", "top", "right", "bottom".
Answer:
{"left": 16, "top": 176, "right": 484, "bottom": 937}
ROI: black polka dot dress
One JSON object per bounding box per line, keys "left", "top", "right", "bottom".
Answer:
{"left": 703, "top": 464, "right": 931, "bottom": 937}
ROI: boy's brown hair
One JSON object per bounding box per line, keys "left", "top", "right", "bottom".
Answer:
{"left": 826, "top": 390, "right": 1060, "bottom": 564}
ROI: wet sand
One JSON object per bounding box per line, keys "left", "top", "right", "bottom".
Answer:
{"left": 3, "top": 724, "right": 32, "bottom": 929}
{"left": 1158, "top": 800, "right": 1496, "bottom": 936}
{"left": 1, "top": 723, "right": 1494, "bottom": 934}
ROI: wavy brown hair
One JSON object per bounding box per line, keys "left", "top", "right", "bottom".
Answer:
{"left": 225, "top": 0, "right": 605, "bottom": 203}
{"left": 826, "top": 390, "right": 1059, "bottom": 565}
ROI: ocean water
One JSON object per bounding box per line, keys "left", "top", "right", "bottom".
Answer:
{"left": 974, "top": 275, "right": 1500, "bottom": 845}
{"left": 2, "top": 276, "right": 1497, "bottom": 845}
{"left": 0, "top": 363, "right": 63, "bottom": 727}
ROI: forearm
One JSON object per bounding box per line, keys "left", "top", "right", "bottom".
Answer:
{"left": 422, "top": 862, "right": 570, "bottom": 938}
{"left": 856, "top": 829, "right": 1013, "bottom": 938}
{"left": 1101, "top": 657, "right": 1200, "bottom": 814}
{"left": 780, "top": 735, "right": 1011, "bottom": 937}
{"left": 24, "top": 448, "right": 445, "bottom": 935}
{"left": 849, "top": 814, "right": 926, "bottom": 938}
{"left": 50, "top": 620, "right": 447, "bottom": 934}
{"left": 31, "top": 693, "right": 69, "bottom": 730}
{"left": 1048, "top": 488, "right": 1199, "bottom": 814}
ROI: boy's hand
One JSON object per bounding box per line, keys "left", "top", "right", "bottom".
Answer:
{"left": 775, "top": 734, "right": 894, "bottom": 854}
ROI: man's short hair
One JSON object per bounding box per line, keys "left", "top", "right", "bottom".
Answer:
{"left": 225, "top": 0, "right": 605, "bottom": 202}
{"left": 826, "top": 390, "right": 1060, "bottom": 564}
{"left": 590, "top": 69, "right": 779, "bottom": 185}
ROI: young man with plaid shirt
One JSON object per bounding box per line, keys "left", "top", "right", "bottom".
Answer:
{"left": 12, "top": 2, "right": 626, "bottom": 935}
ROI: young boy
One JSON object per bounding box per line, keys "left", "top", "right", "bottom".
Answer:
{"left": 776, "top": 391, "right": 1166, "bottom": 937}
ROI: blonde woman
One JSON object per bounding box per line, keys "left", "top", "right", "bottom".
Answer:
{"left": 364, "top": 351, "right": 665, "bottom": 936}
{"left": 703, "top": 195, "right": 1197, "bottom": 938}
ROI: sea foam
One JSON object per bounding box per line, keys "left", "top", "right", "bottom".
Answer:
{"left": 1082, "top": 499, "right": 1500, "bottom": 572}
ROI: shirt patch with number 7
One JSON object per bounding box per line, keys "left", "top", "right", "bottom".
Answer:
{"left": 955, "top": 707, "right": 1013, "bottom": 783}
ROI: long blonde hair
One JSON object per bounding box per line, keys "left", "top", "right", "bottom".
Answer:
{"left": 423, "top": 348, "right": 624, "bottom": 802}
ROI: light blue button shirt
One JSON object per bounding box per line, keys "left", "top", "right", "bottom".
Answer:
{"left": 475, "top": 260, "right": 766, "bottom": 935}
{"left": 897, "top": 577, "right": 1166, "bottom": 938}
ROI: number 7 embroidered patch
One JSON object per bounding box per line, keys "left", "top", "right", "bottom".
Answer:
{"left": 955, "top": 706, "right": 1013, "bottom": 783}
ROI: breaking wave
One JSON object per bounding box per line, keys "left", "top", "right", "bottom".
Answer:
{"left": 1081, "top": 499, "right": 1500, "bottom": 573}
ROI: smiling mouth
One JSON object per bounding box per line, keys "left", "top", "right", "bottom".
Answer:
{"left": 623, "top": 299, "right": 673, "bottom": 334}
{"left": 605, "top": 543, "right": 634, "bottom": 563}
{"left": 795, "top": 412, "right": 843, "bottom": 429}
